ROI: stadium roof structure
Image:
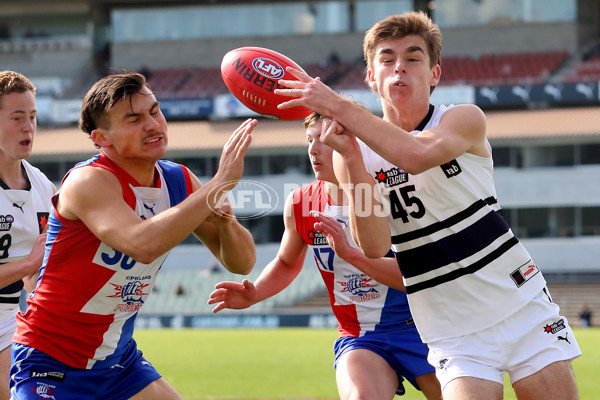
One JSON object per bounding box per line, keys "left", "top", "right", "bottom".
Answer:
{"left": 32, "top": 106, "right": 600, "bottom": 160}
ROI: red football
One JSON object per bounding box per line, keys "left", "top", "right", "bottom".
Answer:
{"left": 221, "top": 47, "right": 312, "bottom": 121}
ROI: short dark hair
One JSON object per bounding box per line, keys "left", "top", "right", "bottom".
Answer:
{"left": 79, "top": 72, "right": 151, "bottom": 135}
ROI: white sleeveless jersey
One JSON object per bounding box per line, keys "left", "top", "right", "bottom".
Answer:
{"left": 0, "top": 160, "right": 53, "bottom": 307}
{"left": 359, "top": 104, "right": 546, "bottom": 343}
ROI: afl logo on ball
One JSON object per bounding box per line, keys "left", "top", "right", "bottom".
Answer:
{"left": 252, "top": 58, "right": 285, "bottom": 79}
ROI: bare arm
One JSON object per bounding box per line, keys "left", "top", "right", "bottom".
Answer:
{"left": 321, "top": 119, "right": 391, "bottom": 258}
{"left": 0, "top": 233, "right": 46, "bottom": 291}
{"left": 277, "top": 68, "right": 489, "bottom": 174}
{"left": 57, "top": 119, "right": 256, "bottom": 264}
{"left": 312, "top": 210, "right": 404, "bottom": 291}
{"left": 192, "top": 196, "right": 255, "bottom": 275}
{"left": 22, "top": 181, "right": 57, "bottom": 292}
{"left": 208, "top": 193, "right": 308, "bottom": 312}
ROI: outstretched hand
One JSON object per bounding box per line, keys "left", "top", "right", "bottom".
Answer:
{"left": 311, "top": 211, "right": 356, "bottom": 260}
{"left": 275, "top": 67, "right": 340, "bottom": 118}
{"left": 213, "top": 118, "right": 256, "bottom": 190}
{"left": 207, "top": 279, "right": 257, "bottom": 313}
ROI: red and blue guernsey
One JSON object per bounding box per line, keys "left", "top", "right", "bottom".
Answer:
{"left": 292, "top": 180, "right": 413, "bottom": 338}
{"left": 13, "top": 152, "right": 192, "bottom": 369}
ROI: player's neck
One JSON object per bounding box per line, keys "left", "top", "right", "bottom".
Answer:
{"left": 0, "top": 158, "right": 26, "bottom": 189}
{"left": 103, "top": 151, "right": 158, "bottom": 187}
{"left": 325, "top": 181, "right": 347, "bottom": 206}
{"left": 383, "top": 99, "right": 431, "bottom": 132}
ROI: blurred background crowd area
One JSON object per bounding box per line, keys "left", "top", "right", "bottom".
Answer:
{"left": 0, "top": 0, "right": 598, "bottom": 116}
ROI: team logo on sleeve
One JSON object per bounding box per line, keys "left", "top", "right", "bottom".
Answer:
{"left": 441, "top": 159, "right": 462, "bottom": 178}
{"left": 0, "top": 215, "right": 13, "bottom": 231}
{"left": 307, "top": 229, "right": 328, "bottom": 246}
{"left": 374, "top": 168, "right": 408, "bottom": 188}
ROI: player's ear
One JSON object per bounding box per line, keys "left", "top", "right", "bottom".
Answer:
{"left": 430, "top": 64, "right": 441, "bottom": 87}
{"left": 367, "top": 69, "right": 377, "bottom": 91}
{"left": 91, "top": 128, "right": 110, "bottom": 148}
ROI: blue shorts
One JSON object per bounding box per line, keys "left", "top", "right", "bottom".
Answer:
{"left": 333, "top": 322, "right": 434, "bottom": 391}
{"left": 10, "top": 339, "right": 161, "bottom": 400}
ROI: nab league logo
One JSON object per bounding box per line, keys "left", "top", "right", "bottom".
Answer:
{"left": 307, "top": 229, "right": 328, "bottom": 246}
{"left": 109, "top": 280, "right": 150, "bottom": 312}
{"left": 0, "top": 215, "right": 14, "bottom": 231}
{"left": 339, "top": 276, "right": 380, "bottom": 302}
{"left": 374, "top": 167, "right": 408, "bottom": 188}
{"left": 543, "top": 318, "right": 566, "bottom": 335}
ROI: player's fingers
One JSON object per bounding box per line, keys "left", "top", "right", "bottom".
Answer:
{"left": 207, "top": 296, "right": 219, "bottom": 305}
{"left": 234, "top": 128, "right": 253, "bottom": 158}
{"left": 310, "top": 211, "right": 338, "bottom": 226}
{"left": 309, "top": 210, "right": 322, "bottom": 219}
{"left": 224, "top": 119, "right": 256, "bottom": 151}
{"left": 212, "top": 303, "right": 226, "bottom": 313}
{"left": 241, "top": 279, "right": 253, "bottom": 289}
{"left": 228, "top": 121, "right": 254, "bottom": 157}
{"left": 276, "top": 79, "right": 300, "bottom": 89}
{"left": 276, "top": 98, "right": 301, "bottom": 110}
{"left": 285, "top": 66, "right": 312, "bottom": 81}
{"left": 324, "top": 119, "right": 344, "bottom": 136}
{"left": 207, "top": 289, "right": 226, "bottom": 301}
{"left": 319, "top": 220, "right": 341, "bottom": 237}
{"left": 214, "top": 281, "right": 241, "bottom": 290}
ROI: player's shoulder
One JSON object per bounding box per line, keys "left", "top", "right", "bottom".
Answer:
{"left": 440, "top": 103, "right": 485, "bottom": 120}
{"left": 286, "top": 180, "right": 324, "bottom": 219}
{"left": 62, "top": 163, "right": 120, "bottom": 197}
{"left": 438, "top": 103, "right": 486, "bottom": 133}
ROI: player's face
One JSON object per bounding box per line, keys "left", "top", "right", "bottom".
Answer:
{"left": 307, "top": 119, "right": 337, "bottom": 183}
{"left": 101, "top": 86, "right": 168, "bottom": 162}
{"left": 367, "top": 35, "right": 440, "bottom": 108}
{"left": 0, "top": 90, "right": 37, "bottom": 163}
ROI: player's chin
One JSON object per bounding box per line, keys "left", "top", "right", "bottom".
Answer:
{"left": 17, "top": 148, "right": 33, "bottom": 159}
{"left": 314, "top": 170, "right": 335, "bottom": 183}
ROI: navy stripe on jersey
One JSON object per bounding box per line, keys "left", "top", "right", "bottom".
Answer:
{"left": 403, "top": 236, "right": 519, "bottom": 294}
{"left": 0, "top": 296, "right": 20, "bottom": 304}
{"left": 391, "top": 196, "right": 498, "bottom": 244}
{"left": 397, "top": 209, "right": 511, "bottom": 279}
{"left": 0, "top": 280, "right": 23, "bottom": 295}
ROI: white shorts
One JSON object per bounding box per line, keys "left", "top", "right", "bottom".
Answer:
{"left": 427, "top": 288, "right": 582, "bottom": 389}
{"left": 0, "top": 307, "right": 17, "bottom": 351}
